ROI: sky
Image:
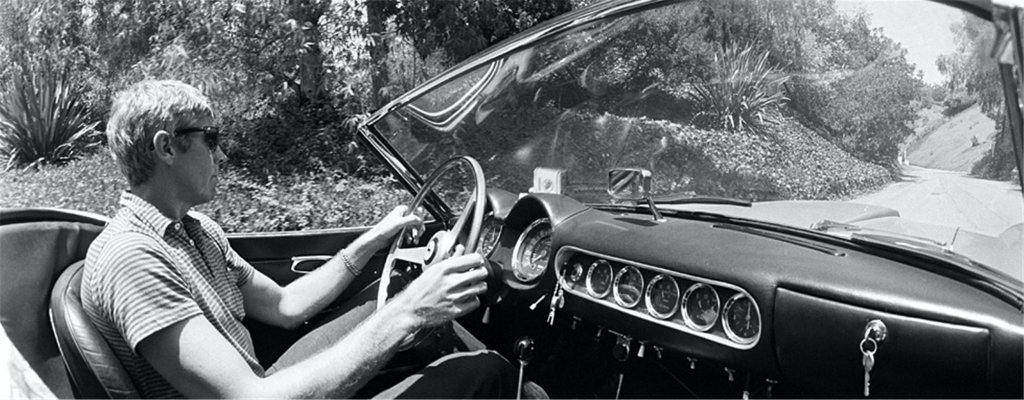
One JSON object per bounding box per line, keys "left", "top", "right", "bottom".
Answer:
{"left": 836, "top": 0, "right": 965, "bottom": 84}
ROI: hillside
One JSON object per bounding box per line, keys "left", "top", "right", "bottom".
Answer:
{"left": 906, "top": 105, "right": 996, "bottom": 172}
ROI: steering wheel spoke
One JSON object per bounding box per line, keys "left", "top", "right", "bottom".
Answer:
{"left": 391, "top": 244, "right": 428, "bottom": 265}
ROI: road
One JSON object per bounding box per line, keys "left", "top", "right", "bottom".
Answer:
{"left": 851, "top": 165, "right": 1023, "bottom": 237}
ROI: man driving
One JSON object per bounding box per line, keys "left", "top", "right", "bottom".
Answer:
{"left": 81, "top": 80, "right": 522, "bottom": 398}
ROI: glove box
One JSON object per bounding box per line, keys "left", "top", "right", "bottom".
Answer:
{"left": 773, "top": 288, "right": 989, "bottom": 398}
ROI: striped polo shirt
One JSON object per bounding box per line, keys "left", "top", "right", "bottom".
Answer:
{"left": 82, "top": 192, "right": 262, "bottom": 398}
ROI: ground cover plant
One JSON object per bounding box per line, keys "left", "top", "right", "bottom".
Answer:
{"left": 0, "top": 152, "right": 409, "bottom": 233}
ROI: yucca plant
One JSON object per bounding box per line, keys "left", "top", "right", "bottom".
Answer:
{"left": 0, "top": 63, "right": 99, "bottom": 170}
{"left": 688, "top": 43, "right": 789, "bottom": 134}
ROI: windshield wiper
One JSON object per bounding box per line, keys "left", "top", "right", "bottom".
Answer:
{"left": 812, "top": 220, "right": 1022, "bottom": 308}
{"left": 650, "top": 194, "right": 752, "bottom": 207}
{"left": 847, "top": 232, "right": 1022, "bottom": 309}
{"left": 811, "top": 220, "right": 949, "bottom": 247}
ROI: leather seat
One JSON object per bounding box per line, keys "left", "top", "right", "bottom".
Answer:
{"left": 50, "top": 260, "right": 140, "bottom": 399}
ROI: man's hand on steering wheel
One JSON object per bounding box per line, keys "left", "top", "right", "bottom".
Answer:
{"left": 367, "top": 205, "right": 425, "bottom": 251}
{"left": 389, "top": 245, "right": 488, "bottom": 329}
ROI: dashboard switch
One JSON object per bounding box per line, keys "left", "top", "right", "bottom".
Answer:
{"left": 613, "top": 335, "right": 632, "bottom": 362}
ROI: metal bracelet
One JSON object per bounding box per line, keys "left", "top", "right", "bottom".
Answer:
{"left": 340, "top": 250, "right": 361, "bottom": 276}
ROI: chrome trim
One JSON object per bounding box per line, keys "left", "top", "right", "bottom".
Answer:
{"left": 613, "top": 265, "right": 644, "bottom": 308}
{"left": 290, "top": 255, "right": 333, "bottom": 274}
{"left": 680, "top": 283, "right": 720, "bottom": 332}
{"left": 722, "top": 293, "right": 762, "bottom": 345}
{"left": 511, "top": 218, "right": 552, "bottom": 282}
{"left": 586, "top": 259, "right": 613, "bottom": 299}
{"left": 644, "top": 274, "right": 680, "bottom": 320}
{"left": 357, "top": 125, "right": 451, "bottom": 223}
{"left": 555, "top": 245, "right": 760, "bottom": 350}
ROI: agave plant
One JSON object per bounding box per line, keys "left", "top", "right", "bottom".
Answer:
{"left": 688, "top": 43, "right": 789, "bottom": 134}
{"left": 0, "top": 63, "right": 99, "bottom": 170}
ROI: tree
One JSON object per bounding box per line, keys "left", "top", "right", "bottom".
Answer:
{"left": 389, "top": 0, "right": 573, "bottom": 63}
{"left": 938, "top": 11, "right": 1015, "bottom": 180}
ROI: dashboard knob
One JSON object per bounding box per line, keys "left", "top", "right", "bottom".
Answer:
{"left": 513, "top": 337, "right": 535, "bottom": 366}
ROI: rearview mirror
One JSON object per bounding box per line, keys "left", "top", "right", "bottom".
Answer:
{"left": 608, "top": 168, "right": 652, "bottom": 200}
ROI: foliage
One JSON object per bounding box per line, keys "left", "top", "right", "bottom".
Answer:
{"left": 0, "top": 152, "right": 125, "bottom": 216}
{"left": 818, "top": 59, "right": 922, "bottom": 167}
{"left": 687, "top": 43, "right": 788, "bottom": 134}
{"left": 389, "top": 0, "right": 573, "bottom": 63}
{"left": 223, "top": 100, "right": 379, "bottom": 182}
{"left": 938, "top": 11, "right": 1015, "bottom": 180}
{"left": 941, "top": 90, "right": 978, "bottom": 117}
{"left": 0, "top": 152, "right": 409, "bottom": 233}
{"left": 197, "top": 172, "right": 410, "bottom": 233}
{"left": 0, "top": 63, "right": 100, "bottom": 170}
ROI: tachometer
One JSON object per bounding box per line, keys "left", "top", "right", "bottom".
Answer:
{"left": 645, "top": 274, "right": 680, "bottom": 319}
{"left": 681, "top": 283, "right": 720, "bottom": 331}
{"left": 511, "top": 219, "right": 551, "bottom": 282}
{"left": 613, "top": 266, "right": 644, "bottom": 308}
{"left": 586, "top": 260, "right": 613, "bottom": 298}
{"left": 722, "top": 293, "right": 761, "bottom": 344}
{"left": 476, "top": 216, "right": 502, "bottom": 256}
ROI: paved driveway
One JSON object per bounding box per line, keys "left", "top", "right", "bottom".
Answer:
{"left": 852, "top": 165, "right": 1023, "bottom": 237}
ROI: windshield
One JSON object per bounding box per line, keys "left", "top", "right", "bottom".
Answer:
{"left": 368, "top": 0, "right": 1023, "bottom": 276}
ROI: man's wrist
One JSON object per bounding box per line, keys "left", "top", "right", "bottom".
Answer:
{"left": 378, "top": 295, "right": 424, "bottom": 335}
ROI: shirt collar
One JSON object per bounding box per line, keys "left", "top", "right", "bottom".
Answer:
{"left": 118, "top": 191, "right": 188, "bottom": 236}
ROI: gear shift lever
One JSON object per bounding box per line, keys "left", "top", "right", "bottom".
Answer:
{"left": 513, "top": 337, "right": 535, "bottom": 400}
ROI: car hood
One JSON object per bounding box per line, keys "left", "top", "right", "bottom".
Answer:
{"left": 664, "top": 200, "right": 1023, "bottom": 281}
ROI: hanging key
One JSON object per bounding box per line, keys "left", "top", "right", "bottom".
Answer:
{"left": 547, "top": 282, "right": 564, "bottom": 325}
{"left": 861, "top": 337, "right": 877, "bottom": 397}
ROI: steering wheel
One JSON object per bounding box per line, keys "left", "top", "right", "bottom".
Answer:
{"left": 376, "top": 156, "right": 487, "bottom": 350}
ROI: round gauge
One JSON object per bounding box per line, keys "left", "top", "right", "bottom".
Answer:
{"left": 681, "top": 283, "right": 721, "bottom": 332}
{"left": 511, "top": 219, "right": 551, "bottom": 282}
{"left": 586, "top": 260, "right": 613, "bottom": 298}
{"left": 722, "top": 293, "right": 761, "bottom": 345}
{"left": 476, "top": 217, "right": 503, "bottom": 256}
{"left": 645, "top": 274, "right": 680, "bottom": 319}
{"left": 613, "top": 266, "right": 644, "bottom": 308}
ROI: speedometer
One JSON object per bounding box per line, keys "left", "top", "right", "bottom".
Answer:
{"left": 511, "top": 219, "right": 551, "bottom": 282}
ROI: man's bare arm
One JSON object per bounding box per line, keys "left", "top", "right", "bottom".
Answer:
{"left": 141, "top": 248, "right": 487, "bottom": 398}
{"left": 241, "top": 206, "right": 423, "bottom": 329}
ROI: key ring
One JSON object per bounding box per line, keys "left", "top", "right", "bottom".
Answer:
{"left": 860, "top": 337, "right": 877, "bottom": 355}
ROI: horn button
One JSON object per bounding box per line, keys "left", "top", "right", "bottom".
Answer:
{"left": 423, "top": 231, "right": 456, "bottom": 266}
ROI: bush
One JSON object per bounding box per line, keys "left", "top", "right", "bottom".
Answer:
{"left": 196, "top": 172, "right": 411, "bottom": 233}
{"left": 942, "top": 91, "right": 977, "bottom": 117}
{"left": 687, "top": 43, "right": 788, "bottom": 134}
{"left": 0, "top": 63, "right": 100, "bottom": 170}
{"left": 223, "top": 100, "right": 383, "bottom": 183}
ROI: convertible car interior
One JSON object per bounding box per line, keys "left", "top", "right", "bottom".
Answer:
{"left": 2, "top": 0, "right": 1022, "bottom": 399}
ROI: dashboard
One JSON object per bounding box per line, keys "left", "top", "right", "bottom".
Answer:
{"left": 467, "top": 190, "right": 1023, "bottom": 398}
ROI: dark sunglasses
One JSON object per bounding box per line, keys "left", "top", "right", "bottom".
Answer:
{"left": 174, "top": 126, "right": 220, "bottom": 150}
